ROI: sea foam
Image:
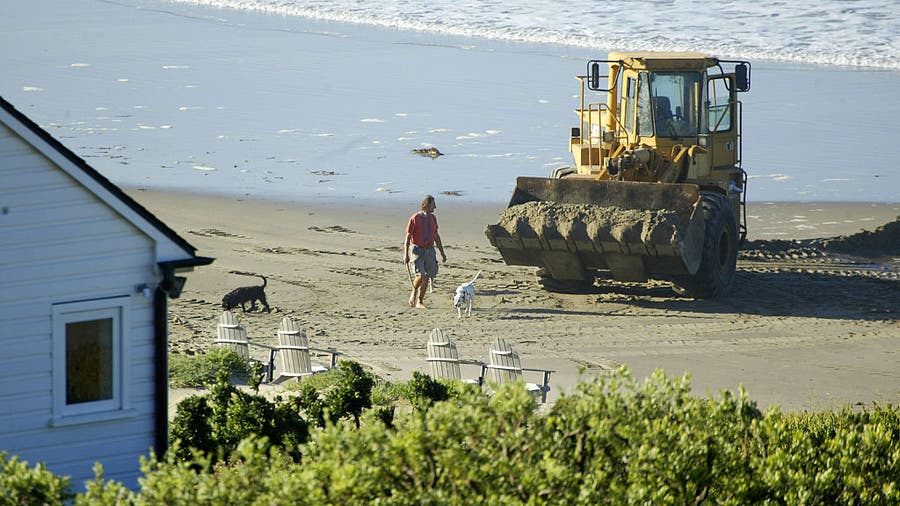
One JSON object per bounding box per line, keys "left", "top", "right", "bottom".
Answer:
{"left": 167, "top": 0, "right": 899, "bottom": 69}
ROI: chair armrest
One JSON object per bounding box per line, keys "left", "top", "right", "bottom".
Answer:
{"left": 521, "top": 367, "right": 553, "bottom": 403}
{"left": 521, "top": 367, "right": 554, "bottom": 375}
{"left": 309, "top": 347, "right": 341, "bottom": 355}
{"left": 459, "top": 360, "right": 488, "bottom": 386}
{"left": 309, "top": 347, "right": 341, "bottom": 368}
{"left": 247, "top": 342, "right": 277, "bottom": 383}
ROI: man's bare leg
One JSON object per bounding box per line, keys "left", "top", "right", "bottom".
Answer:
{"left": 416, "top": 276, "right": 429, "bottom": 309}
{"left": 409, "top": 275, "right": 422, "bottom": 307}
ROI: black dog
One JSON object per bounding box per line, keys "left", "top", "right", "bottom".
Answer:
{"left": 222, "top": 275, "right": 270, "bottom": 312}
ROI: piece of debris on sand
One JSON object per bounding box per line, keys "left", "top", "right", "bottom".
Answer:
{"left": 410, "top": 147, "right": 443, "bottom": 159}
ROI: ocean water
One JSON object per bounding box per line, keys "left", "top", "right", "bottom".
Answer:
{"left": 173, "top": 0, "right": 900, "bottom": 70}
{"left": 1, "top": 0, "right": 898, "bottom": 205}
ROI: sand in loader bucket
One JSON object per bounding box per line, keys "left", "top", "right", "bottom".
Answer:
{"left": 496, "top": 201, "right": 690, "bottom": 250}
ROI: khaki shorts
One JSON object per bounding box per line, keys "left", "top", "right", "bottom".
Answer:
{"left": 408, "top": 244, "right": 438, "bottom": 278}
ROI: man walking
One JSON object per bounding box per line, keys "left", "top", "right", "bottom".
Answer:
{"left": 404, "top": 195, "right": 446, "bottom": 308}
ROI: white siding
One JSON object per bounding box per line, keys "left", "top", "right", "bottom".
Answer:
{"left": 0, "top": 122, "right": 160, "bottom": 488}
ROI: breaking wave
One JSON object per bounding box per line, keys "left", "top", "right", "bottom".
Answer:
{"left": 166, "top": 0, "right": 900, "bottom": 70}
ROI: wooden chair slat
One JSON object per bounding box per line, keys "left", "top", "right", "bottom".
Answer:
{"left": 486, "top": 336, "right": 554, "bottom": 403}
{"left": 425, "top": 328, "right": 484, "bottom": 385}
{"left": 273, "top": 316, "right": 338, "bottom": 381}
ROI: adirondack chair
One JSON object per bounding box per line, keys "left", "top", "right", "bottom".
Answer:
{"left": 486, "top": 336, "right": 553, "bottom": 403}
{"left": 215, "top": 310, "right": 277, "bottom": 381}
{"left": 425, "top": 328, "right": 486, "bottom": 385}
{"left": 273, "top": 316, "right": 340, "bottom": 381}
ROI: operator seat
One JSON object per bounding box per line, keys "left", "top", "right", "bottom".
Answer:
{"left": 653, "top": 96, "right": 674, "bottom": 134}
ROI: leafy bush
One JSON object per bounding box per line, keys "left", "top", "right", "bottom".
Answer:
{"left": 295, "top": 382, "right": 326, "bottom": 428}
{"left": 8, "top": 368, "right": 899, "bottom": 504}
{"left": 169, "top": 347, "right": 250, "bottom": 388}
{"left": 370, "top": 379, "right": 406, "bottom": 407}
{"left": 169, "top": 370, "right": 308, "bottom": 465}
{"left": 0, "top": 452, "right": 73, "bottom": 505}
{"left": 168, "top": 360, "right": 376, "bottom": 466}
{"left": 323, "top": 360, "right": 375, "bottom": 428}
{"left": 539, "top": 369, "right": 767, "bottom": 503}
{"left": 281, "top": 366, "right": 340, "bottom": 392}
{"left": 405, "top": 370, "right": 451, "bottom": 413}
{"left": 755, "top": 406, "right": 900, "bottom": 503}
{"left": 75, "top": 463, "right": 134, "bottom": 505}
{"left": 99, "top": 438, "right": 302, "bottom": 505}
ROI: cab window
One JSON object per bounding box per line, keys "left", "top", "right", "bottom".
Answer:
{"left": 636, "top": 73, "right": 653, "bottom": 137}
{"left": 650, "top": 72, "right": 701, "bottom": 138}
{"left": 623, "top": 76, "right": 635, "bottom": 132}
{"left": 707, "top": 76, "right": 732, "bottom": 132}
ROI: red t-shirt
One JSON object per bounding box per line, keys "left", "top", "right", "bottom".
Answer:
{"left": 407, "top": 212, "right": 438, "bottom": 247}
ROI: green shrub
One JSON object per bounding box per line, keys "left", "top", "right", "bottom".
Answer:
{"left": 370, "top": 379, "right": 406, "bottom": 407}
{"left": 169, "top": 370, "right": 308, "bottom": 465}
{"left": 297, "top": 381, "right": 539, "bottom": 503}
{"left": 7, "top": 368, "right": 899, "bottom": 504}
{"left": 540, "top": 369, "right": 767, "bottom": 503}
{"left": 133, "top": 439, "right": 298, "bottom": 505}
{"left": 295, "top": 382, "right": 326, "bottom": 428}
{"left": 0, "top": 452, "right": 73, "bottom": 505}
{"left": 169, "top": 347, "right": 250, "bottom": 388}
{"left": 323, "top": 361, "right": 375, "bottom": 428}
{"left": 405, "top": 370, "right": 451, "bottom": 413}
{"left": 281, "top": 366, "right": 341, "bottom": 392}
{"left": 756, "top": 406, "right": 900, "bottom": 504}
{"left": 75, "top": 463, "right": 135, "bottom": 505}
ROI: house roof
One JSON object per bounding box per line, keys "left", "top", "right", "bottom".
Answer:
{"left": 0, "top": 95, "right": 213, "bottom": 269}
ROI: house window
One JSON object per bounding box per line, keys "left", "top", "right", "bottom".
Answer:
{"left": 66, "top": 318, "right": 114, "bottom": 404}
{"left": 52, "top": 297, "right": 132, "bottom": 425}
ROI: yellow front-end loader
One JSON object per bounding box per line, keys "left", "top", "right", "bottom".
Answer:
{"left": 485, "top": 52, "right": 751, "bottom": 297}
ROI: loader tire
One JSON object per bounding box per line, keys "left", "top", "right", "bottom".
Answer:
{"left": 535, "top": 267, "right": 595, "bottom": 293}
{"left": 671, "top": 193, "right": 738, "bottom": 298}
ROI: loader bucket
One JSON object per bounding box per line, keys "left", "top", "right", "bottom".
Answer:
{"left": 485, "top": 177, "right": 705, "bottom": 282}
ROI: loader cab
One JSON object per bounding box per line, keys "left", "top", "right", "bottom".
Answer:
{"left": 577, "top": 53, "right": 750, "bottom": 183}
{"left": 620, "top": 69, "right": 717, "bottom": 141}
{"left": 610, "top": 55, "right": 749, "bottom": 172}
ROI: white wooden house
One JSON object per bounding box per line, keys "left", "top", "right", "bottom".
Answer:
{"left": 0, "top": 96, "right": 212, "bottom": 489}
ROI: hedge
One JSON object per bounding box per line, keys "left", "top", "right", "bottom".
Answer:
{"left": 3, "top": 366, "right": 897, "bottom": 505}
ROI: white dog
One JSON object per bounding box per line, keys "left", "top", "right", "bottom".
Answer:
{"left": 453, "top": 271, "right": 482, "bottom": 318}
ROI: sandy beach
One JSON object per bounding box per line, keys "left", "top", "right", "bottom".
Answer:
{"left": 2, "top": 0, "right": 897, "bottom": 413}
{"left": 127, "top": 188, "right": 900, "bottom": 412}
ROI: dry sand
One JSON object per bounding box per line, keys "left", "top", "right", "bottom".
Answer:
{"left": 130, "top": 189, "right": 900, "bottom": 412}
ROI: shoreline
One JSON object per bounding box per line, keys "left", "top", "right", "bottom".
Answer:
{"left": 128, "top": 186, "right": 900, "bottom": 242}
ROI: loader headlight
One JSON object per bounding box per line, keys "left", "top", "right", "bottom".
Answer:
{"left": 697, "top": 135, "right": 709, "bottom": 147}
{"left": 602, "top": 131, "right": 616, "bottom": 143}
